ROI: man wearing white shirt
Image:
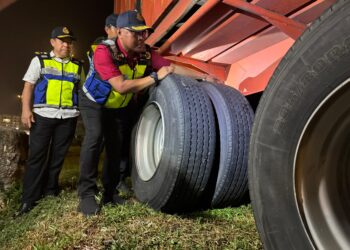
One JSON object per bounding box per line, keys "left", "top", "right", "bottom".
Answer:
{"left": 18, "top": 26, "right": 85, "bottom": 215}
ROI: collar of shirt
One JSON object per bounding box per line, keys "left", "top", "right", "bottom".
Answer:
{"left": 50, "top": 51, "right": 70, "bottom": 64}
{"left": 117, "top": 39, "right": 128, "bottom": 58}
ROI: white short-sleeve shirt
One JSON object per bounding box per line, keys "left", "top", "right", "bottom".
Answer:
{"left": 23, "top": 51, "right": 82, "bottom": 119}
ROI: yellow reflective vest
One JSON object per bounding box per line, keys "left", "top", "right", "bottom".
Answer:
{"left": 83, "top": 39, "right": 152, "bottom": 109}
{"left": 33, "top": 52, "right": 83, "bottom": 109}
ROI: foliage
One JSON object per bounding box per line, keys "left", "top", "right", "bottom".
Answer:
{"left": 0, "top": 146, "right": 262, "bottom": 249}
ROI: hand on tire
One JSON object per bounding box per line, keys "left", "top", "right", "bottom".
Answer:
{"left": 203, "top": 74, "right": 224, "bottom": 84}
{"left": 157, "top": 65, "right": 175, "bottom": 80}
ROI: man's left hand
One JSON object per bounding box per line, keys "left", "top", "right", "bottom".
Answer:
{"left": 203, "top": 74, "right": 224, "bottom": 84}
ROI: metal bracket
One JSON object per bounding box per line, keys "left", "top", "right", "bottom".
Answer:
{"left": 222, "top": 0, "right": 307, "bottom": 40}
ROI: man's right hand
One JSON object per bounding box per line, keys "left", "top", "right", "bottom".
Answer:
{"left": 21, "top": 110, "right": 35, "bottom": 128}
{"left": 157, "top": 65, "right": 175, "bottom": 80}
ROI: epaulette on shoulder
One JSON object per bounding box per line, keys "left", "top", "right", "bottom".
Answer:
{"left": 35, "top": 52, "right": 50, "bottom": 59}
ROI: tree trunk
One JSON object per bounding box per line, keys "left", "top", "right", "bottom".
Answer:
{"left": 0, "top": 127, "right": 28, "bottom": 191}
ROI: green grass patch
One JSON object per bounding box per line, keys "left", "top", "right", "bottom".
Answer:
{"left": 0, "top": 146, "right": 262, "bottom": 249}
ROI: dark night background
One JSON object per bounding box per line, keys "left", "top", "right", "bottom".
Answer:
{"left": 0, "top": 0, "right": 114, "bottom": 115}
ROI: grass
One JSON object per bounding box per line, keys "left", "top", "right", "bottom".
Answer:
{"left": 0, "top": 146, "right": 262, "bottom": 249}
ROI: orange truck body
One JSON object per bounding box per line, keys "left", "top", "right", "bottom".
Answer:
{"left": 114, "top": 0, "right": 336, "bottom": 96}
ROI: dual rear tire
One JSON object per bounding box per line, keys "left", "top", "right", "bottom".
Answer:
{"left": 131, "top": 74, "right": 253, "bottom": 212}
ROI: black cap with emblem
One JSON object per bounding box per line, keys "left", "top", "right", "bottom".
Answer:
{"left": 116, "top": 10, "right": 153, "bottom": 32}
{"left": 105, "top": 14, "right": 119, "bottom": 27}
{"left": 51, "top": 26, "right": 76, "bottom": 40}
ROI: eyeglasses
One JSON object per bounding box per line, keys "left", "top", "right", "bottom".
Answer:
{"left": 122, "top": 28, "right": 150, "bottom": 39}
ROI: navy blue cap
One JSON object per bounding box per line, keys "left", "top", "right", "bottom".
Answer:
{"left": 105, "top": 14, "right": 118, "bottom": 27}
{"left": 116, "top": 10, "right": 153, "bottom": 32}
{"left": 51, "top": 26, "right": 76, "bottom": 40}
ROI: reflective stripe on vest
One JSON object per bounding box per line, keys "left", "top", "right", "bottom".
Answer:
{"left": 33, "top": 54, "right": 81, "bottom": 109}
{"left": 104, "top": 64, "right": 147, "bottom": 108}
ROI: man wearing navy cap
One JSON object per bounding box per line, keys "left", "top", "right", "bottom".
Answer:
{"left": 105, "top": 13, "right": 119, "bottom": 28}
{"left": 78, "top": 10, "right": 217, "bottom": 216}
{"left": 87, "top": 14, "right": 119, "bottom": 66}
{"left": 51, "top": 26, "right": 77, "bottom": 40}
{"left": 18, "top": 26, "right": 85, "bottom": 215}
{"left": 86, "top": 13, "right": 133, "bottom": 196}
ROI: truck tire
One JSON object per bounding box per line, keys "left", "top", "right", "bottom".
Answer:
{"left": 131, "top": 74, "right": 216, "bottom": 213}
{"left": 202, "top": 83, "right": 254, "bottom": 208}
{"left": 249, "top": 1, "right": 350, "bottom": 249}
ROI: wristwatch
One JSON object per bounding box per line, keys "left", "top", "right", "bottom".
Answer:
{"left": 149, "top": 71, "right": 159, "bottom": 84}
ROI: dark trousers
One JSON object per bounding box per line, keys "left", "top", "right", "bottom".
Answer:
{"left": 78, "top": 91, "right": 133, "bottom": 198}
{"left": 22, "top": 113, "right": 77, "bottom": 203}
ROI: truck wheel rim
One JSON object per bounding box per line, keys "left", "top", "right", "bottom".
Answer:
{"left": 294, "top": 78, "right": 350, "bottom": 248}
{"left": 135, "top": 102, "right": 165, "bottom": 181}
